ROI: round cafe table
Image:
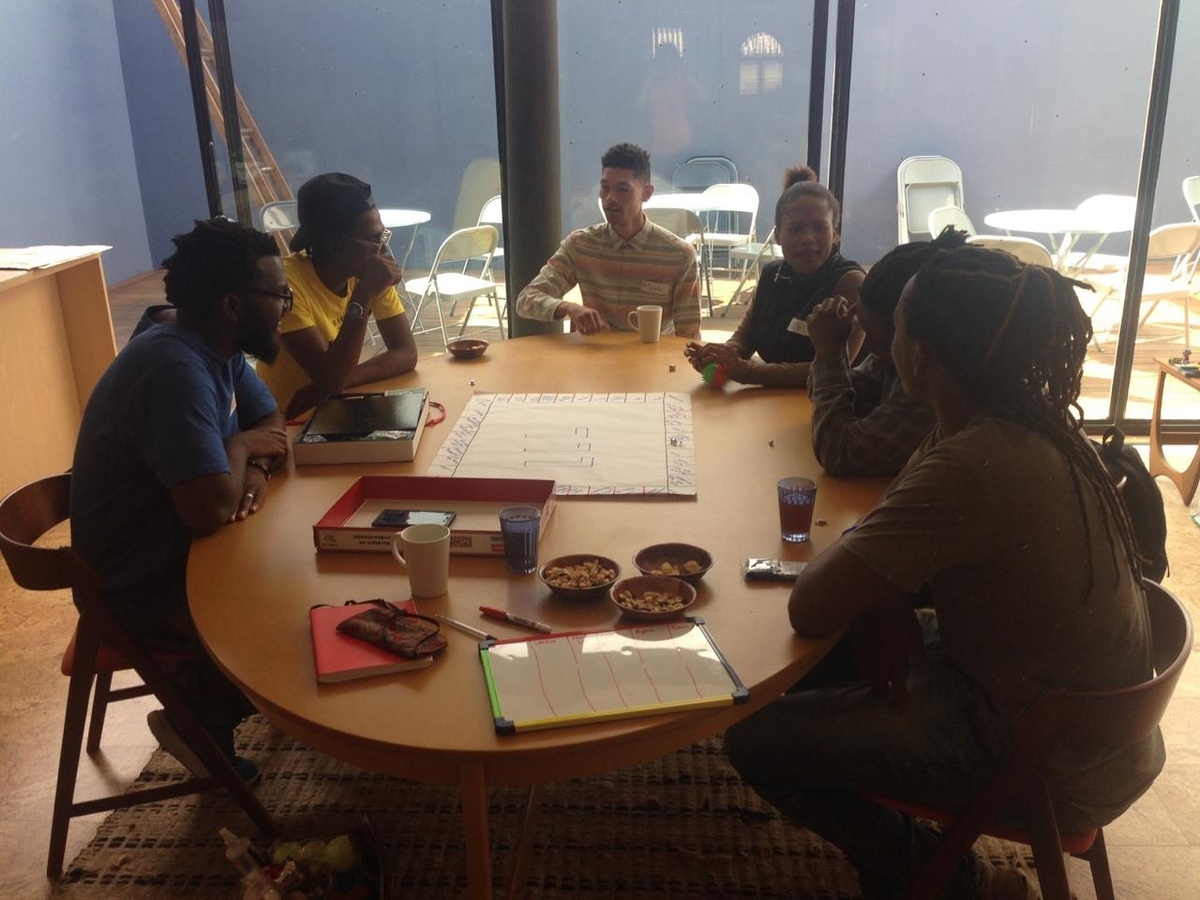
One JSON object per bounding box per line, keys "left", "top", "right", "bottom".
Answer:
{"left": 188, "top": 332, "right": 888, "bottom": 898}
{"left": 983, "top": 208, "right": 1132, "bottom": 272}
{"left": 378, "top": 208, "right": 432, "bottom": 271}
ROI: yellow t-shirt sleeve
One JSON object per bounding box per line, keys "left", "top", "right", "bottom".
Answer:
{"left": 371, "top": 284, "right": 406, "bottom": 319}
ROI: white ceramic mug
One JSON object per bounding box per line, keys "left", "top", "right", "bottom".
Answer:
{"left": 627, "top": 305, "right": 663, "bottom": 343}
{"left": 390, "top": 523, "right": 451, "bottom": 598}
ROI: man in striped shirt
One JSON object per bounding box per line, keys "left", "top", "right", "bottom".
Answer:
{"left": 516, "top": 143, "right": 702, "bottom": 339}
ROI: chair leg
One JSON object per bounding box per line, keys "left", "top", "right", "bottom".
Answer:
{"left": 433, "top": 287, "right": 450, "bottom": 347}
{"left": 85, "top": 671, "right": 113, "bottom": 754}
{"left": 48, "top": 657, "right": 100, "bottom": 876}
{"left": 1076, "top": 829, "right": 1115, "bottom": 900}
{"left": 458, "top": 297, "right": 477, "bottom": 336}
{"left": 1021, "top": 783, "right": 1072, "bottom": 900}
{"left": 492, "top": 291, "right": 507, "bottom": 339}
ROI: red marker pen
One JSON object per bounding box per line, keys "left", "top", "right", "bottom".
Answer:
{"left": 479, "top": 606, "right": 553, "bottom": 633}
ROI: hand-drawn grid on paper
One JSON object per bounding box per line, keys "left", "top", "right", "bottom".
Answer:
{"left": 426, "top": 393, "right": 697, "bottom": 496}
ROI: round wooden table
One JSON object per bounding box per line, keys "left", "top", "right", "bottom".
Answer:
{"left": 188, "top": 332, "right": 888, "bottom": 898}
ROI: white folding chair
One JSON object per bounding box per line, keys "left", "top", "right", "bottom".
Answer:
{"left": 404, "top": 225, "right": 505, "bottom": 345}
{"left": 257, "top": 201, "right": 298, "bottom": 232}
{"left": 722, "top": 228, "right": 783, "bottom": 316}
{"left": 897, "top": 156, "right": 964, "bottom": 243}
{"left": 644, "top": 206, "right": 712, "bottom": 316}
{"left": 966, "top": 235, "right": 1054, "bottom": 267}
{"left": 927, "top": 205, "right": 976, "bottom": 238}
{"left": 671, "top": 156, "right": 738, "bottom": 193}
{"left": 1085, "top": 222, "right": 1200, "bottom": 350}
{"left": 1182, "top": 176, "right": 1200, "bottom": 223}
{"left": 474, "top": 194, "right": 505, "bottom": 277}
{"left": 1063, "top": 195, "right": 1138, "bottom": 273}
{"left": 697, "top": 183, "right": 759, "bottom": 280}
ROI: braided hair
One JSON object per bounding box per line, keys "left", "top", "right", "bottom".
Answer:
{"left": 903, "top": 245, "right": 1141, "bottom": 590}
{"left": 162, "top": 218, "right": 278, "bottom": 320}
{"left": 858, "top": 225, "right": 969, "bottom": 319}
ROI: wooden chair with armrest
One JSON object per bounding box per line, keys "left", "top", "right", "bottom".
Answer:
{"left": 0, "top": 473, "right": 276, "bottom": 877}
{"left": 866, "top": 579, "right": 1191, "bottom": 900}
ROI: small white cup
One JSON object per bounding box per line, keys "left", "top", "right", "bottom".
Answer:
{"left": 390, "top": 523, "right": 451, "bottom": 598}
{"left": 628, "top": 305, "right": 663, "bottom": 343}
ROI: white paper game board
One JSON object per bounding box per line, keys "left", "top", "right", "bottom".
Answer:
{"left": 427, "top": 393, "right": 697, "bottom": 496}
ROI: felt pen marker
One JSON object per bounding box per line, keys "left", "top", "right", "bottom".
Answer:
{"left": 478, "top": 606, "right": 553, "bottom": 634}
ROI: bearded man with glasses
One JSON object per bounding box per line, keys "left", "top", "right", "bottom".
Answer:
{"left": 256, "top": 172, "right": 418, "bottom": 419}
{"left": 71, "top": 218, "right": 290, "bottom": 783}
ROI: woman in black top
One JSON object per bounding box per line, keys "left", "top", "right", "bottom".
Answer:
{"left": 685, "top": 166, "right": 864, "bottom": 387}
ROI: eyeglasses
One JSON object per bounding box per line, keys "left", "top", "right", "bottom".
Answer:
{"left": 354, "top": 228, "right": 392, "bottom": 253}
{"left": 246, "top": 286, "right": 294, "bottom": 312}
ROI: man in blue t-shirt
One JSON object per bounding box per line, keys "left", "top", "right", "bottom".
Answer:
{"left": 71, "top": 218, "right": 290, "bottom": 780}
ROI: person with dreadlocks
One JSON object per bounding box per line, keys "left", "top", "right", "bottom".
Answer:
{"left": 805, "top": 227, "right": 967, "bottom": 476}
{"left": 725, "top": 245, "right": 1161, "bottom": 899}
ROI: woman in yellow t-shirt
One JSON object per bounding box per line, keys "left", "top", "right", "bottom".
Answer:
{"left": 256, "top": 173, "right": 418, "bottom": 419}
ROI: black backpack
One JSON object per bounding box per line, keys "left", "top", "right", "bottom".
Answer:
{"left": 1093, "top": 427, "right": 1169, "bottom": 582}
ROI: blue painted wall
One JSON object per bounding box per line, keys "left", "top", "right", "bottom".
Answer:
{"left": 0, "top": 1, "right": 151, "bottom": 283}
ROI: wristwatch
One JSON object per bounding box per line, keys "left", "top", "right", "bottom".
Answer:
{"left": 345, "top": 300, "right": 368, "bottom": 322}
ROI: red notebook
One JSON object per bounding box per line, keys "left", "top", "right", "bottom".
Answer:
{"left": 309, "top": 601, "right": 435, "bottom": 683}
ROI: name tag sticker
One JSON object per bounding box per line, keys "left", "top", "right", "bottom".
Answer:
{"left": 641, "top": 280, "right": 670, "bottom": 296}
{"left": 788, "top": 317, "right": 810, "bottom": 336}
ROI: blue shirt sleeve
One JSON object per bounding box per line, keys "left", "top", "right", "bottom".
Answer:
{"left": 133, "top": 356, "right": 234, "bottom": 488}
{"left": 233, "top": 355, "right": 279, "bottom": 427}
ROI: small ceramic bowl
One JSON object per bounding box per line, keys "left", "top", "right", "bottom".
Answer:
{"left": 610, "top": 575, "right": 696, "bottom": 621}
{"left": 539, "top": 554, "right": 621, "bottom": 601}
{"left": 633, "top": 543, "right": 714, "bottom": 586}
{"left": 446, "top": 338, "right": 489, "bottom": 360}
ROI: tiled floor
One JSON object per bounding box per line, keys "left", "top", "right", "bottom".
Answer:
{"left": 2, "top": 272, "right": 1199, "bottom": 898}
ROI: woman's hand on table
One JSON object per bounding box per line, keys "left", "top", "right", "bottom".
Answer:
{"left": 807, "top": 295, "right": 855, "bottom": 355}
{"left": 684, "top": 340, "right": 739, "bottom": 372}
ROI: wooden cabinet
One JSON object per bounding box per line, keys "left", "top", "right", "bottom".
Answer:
{"left": 0, "top": 253, "right": 116, "bottom": 498}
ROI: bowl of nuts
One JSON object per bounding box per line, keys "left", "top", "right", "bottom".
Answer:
{"left": 539, "top": 554, "right": 621, "bottom": 601}
{"left": 610, "top": 574, "right": 696, "bottom": 621}
{"left": 633, "top": 543, "right": 713, "bottom": 586}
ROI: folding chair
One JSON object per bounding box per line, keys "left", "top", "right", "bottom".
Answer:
{"left": 722, "top": 227, "right": 783, "bottom": 316}
{"left": 0, "top": 473, "right": 276, "bottom": 877}
{"left": 966, "top": 235, "right": 1054, "bottom": 267}
{"left": 671, "top": 156, "right": 738, "bottom": 193}
{"left": 1085, "top": 222, "right": 1200, "bottom": 350}
{"left": 897, "top": 156, "right": 964, "bottom": 243}
{"left": 697, "top": 183, "right": 759, "bottom": 280}
{"left": 644, "top": 205, "right": 713, "bottom": 316}
{"left": 257, "top": 201, "right": 299, "bottom": 232}
{"left": 404, "top": 225, "right": 504, "bottom": 344}
{"left": 926, "top": 205, "right": 976, "bottom": 238}
{"left": 1184, "top": 176, "right": 1200, "bottom": 223}
{"left": 865, "top": 579, "right": 1191, "bottom": 900}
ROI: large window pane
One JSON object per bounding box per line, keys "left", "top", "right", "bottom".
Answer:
{"left": 212, "top": 1, "right": 499, "bottom": 274}
{"left": 841, "top": 1, "right": 1159, "bottom": 423}
{"left": 1118, "top": 2, "right": 1200, "bottom": 425}
{"left": 557, "top": 1, "right": 816, "bottom": 235}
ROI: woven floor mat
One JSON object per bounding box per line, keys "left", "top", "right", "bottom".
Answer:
{"left": 56, "top": 715, "right": 1044, "bottom": 898}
